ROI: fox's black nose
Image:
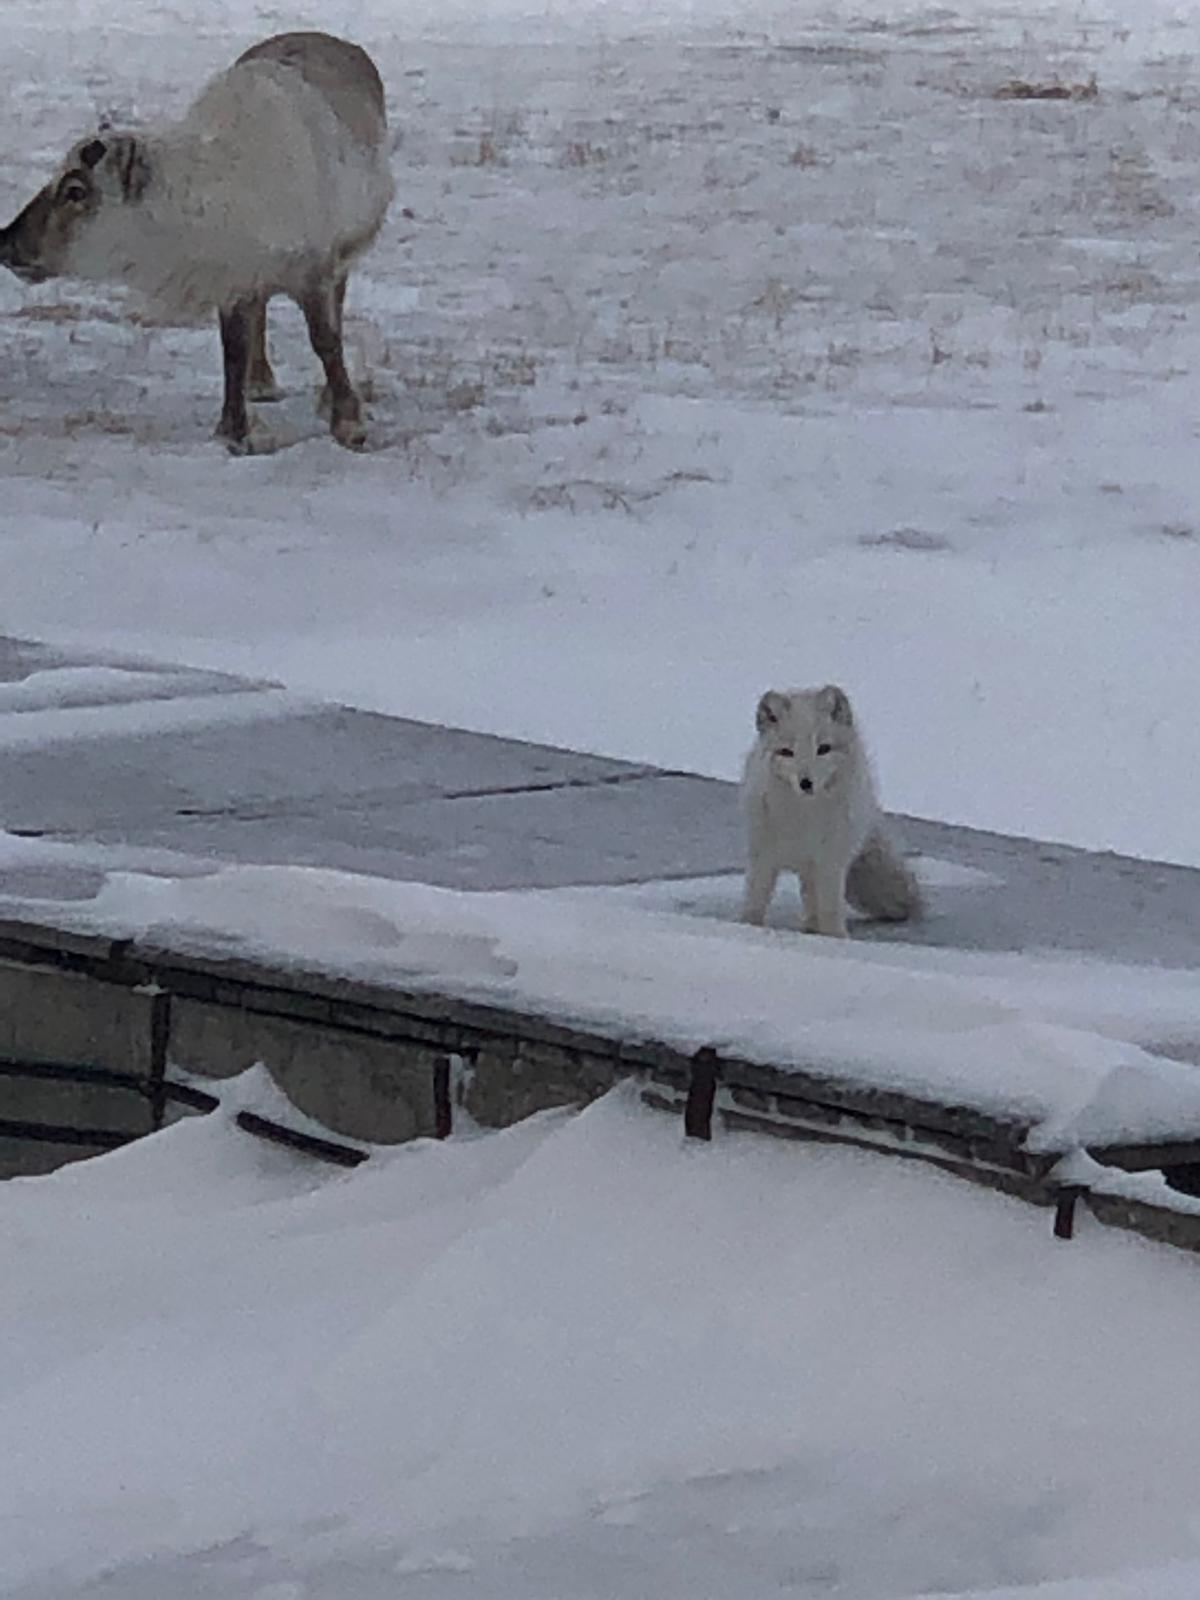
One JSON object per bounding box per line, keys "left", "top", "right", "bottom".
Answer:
{"left": 798, "top": 777, "right": 813, "bottom": 794}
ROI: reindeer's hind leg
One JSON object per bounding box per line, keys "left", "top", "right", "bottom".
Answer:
{"left": 299, "top": 274, "right": 364, "bottom": 450}
{"left": 246, "top": 293, "right": 282, "bottom": 403}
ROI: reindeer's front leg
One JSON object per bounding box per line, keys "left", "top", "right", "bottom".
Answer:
{"left": 215, "top": 298, "right": 253, "bottom": 452}
{"left": 315, "top": 274, "right": 349, "bottom": 420}
{"left": 246, "top": 293, "right": 282, "bottom": 402}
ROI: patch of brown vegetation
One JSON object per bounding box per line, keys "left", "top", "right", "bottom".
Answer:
{"left": 563, "top": 140, "right": 608, "bottom": 168}
{"left": 7, "top": 303, "right": 118, "bottom": 325}
{"left": 994, "top": 75, "right": 1098, "bottom": 102}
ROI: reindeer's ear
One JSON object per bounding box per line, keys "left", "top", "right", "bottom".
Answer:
{"left": 819, "top": 684, "right": 853, "bottom": 726}
{"left": 756, "top": 691, "right": 789, "bottom": 733}
{"left": 103, "top": 134, "right": 149, "bottom": 201}
{"left": 79, "top": 138, "right": 107, "bottom": 170}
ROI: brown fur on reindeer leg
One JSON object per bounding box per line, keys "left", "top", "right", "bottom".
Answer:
{"left": 300, "top": 274, "right": 365, "bottom": 450}
{"left": 246, "top": 293, "right": 283, "bottom": 402}
{"left": 316, "top": 273, "right": 349, "bottom": 419}
{"left": 215, "top": 298, "right": 253, "bottom": 452}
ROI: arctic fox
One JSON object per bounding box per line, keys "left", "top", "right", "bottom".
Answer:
{"left": 740, "top": 684, "right": 922, "bottom": 938}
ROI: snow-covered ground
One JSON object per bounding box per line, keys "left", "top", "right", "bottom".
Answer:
{"left": 6, "top": 0, "right": 1200, "bottom": 1595}
{"left": 6, "top": 1082, "right": 1200, "bottom": 1600}
{"left": 3, "top": 0, "right": 1200, "bottom": 862}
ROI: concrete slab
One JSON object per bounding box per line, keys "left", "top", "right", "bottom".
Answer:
{"left": 891, "top": 816, "right": 1200, "bottom": 972}
{"left": 0, "top": 636, "right": 1198, "bottom": 973}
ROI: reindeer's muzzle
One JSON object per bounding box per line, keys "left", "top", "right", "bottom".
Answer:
{"left": 0, "top": 253, "right": 50, "bottom": 285}
{"left": 0, "top": 188, "right": 57, "bottom": 285}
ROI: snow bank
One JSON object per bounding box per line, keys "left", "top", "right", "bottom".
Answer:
{"left": 5, "top": 1085, "right": 1200, "bottom": 1598}
{"left": 6, "top": 856, "right": 1197, "bottom": 1153}
{"left": 0, "top": 687, "right": 306, "bottom": 749}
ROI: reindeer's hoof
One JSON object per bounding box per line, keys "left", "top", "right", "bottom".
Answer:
{"left": 332, "top": 416, "right": 367, "bottom": 451}
{"left": 224, "top": 436, "right": 260, "bottom": 458}
{"left": 216, "top": 419, "right": 275, "bottom": 457}
{"left": 247, "top": 377, "right": 284, "bottom": 403}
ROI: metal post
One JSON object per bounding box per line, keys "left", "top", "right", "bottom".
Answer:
{"left": 148, "top": 989, "right": 172, "bottom": 1132}
{"left": 684, "top": 1048, "right": 719, "bottom": 1141}
{"left": 433, "top": 1056, "right": 453, "bottom": 1140}
{"left": 1054, "top": 1185, "right": 1084, "bottom": 1240}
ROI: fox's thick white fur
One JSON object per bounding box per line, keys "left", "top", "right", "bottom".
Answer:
{"left": 741, "top": 684, "right": 922, "bottom": 938}
{"left": 65, "top": 54, "right": 393, "bottom": 319}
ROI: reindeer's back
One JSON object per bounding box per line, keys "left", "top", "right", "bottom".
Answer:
{"left": 236, "top": 31, "right": 387, "bottom": 151}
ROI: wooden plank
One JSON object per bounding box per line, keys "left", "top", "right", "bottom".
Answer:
{"left": 716, "top": 1108, "right": 1047, "bottom": 1204}
{"left": 235, "top": 1111, "right": 369, "bottom": 1168}
{"left": 0, "top": 1117, "right": 131, "bottom": 1149}
{"left": 0, "top": 920, "right": 129, "bottom": 965}
{"left": 162, "top": 1079, "right": 221, "bottom": 1114}
{"left": 0, "top": 1057, "right": 219, "bottom": 1114}
{"left": 721, "top": 1056, "right": 1035, "bottom": 1148}
{"left": 1085, "top": 1189, "right": 1200, "bottom": 1254}
{"left": 1088, "top": 1138, "right": 1200, "bottom": 1173}
{"left": 0, "top": 1057, "right": 147, "bottom": 1093}
{"left": 721, "top": 1081, "right": 1053, "bottom": 1182}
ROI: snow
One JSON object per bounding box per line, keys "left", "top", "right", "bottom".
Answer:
{"left": 943, "top": 1571, "right": 1200, "bottom": 1600}
{"left": 0, "top": 686, "right": 304, "bottom": 748}
{"left": 0, "top": 665, "right": 228, "bottom": 712}
{"left": 5, "top": 1084, "right": 1200, "bottom": 1600}
{"left": 5, "top": 0, "right": 1200, "bottom": 1593}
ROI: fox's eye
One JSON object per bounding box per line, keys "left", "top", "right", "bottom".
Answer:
{"left": 816, "top": 743, "right": 832, "bottom": 756}
{"left": 775, "top": 747, "right": 794, "bottom": 758}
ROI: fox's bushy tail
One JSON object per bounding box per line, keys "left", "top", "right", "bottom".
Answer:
{"left": 845, "top": 826, "right": 923, "bottom": 922}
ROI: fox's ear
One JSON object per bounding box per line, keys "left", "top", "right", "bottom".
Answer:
{"left": 819, "top": 684, "right": 853, "bottom": 726}
{"left": 756, "top": 690, "right": 789, "bottom": 732}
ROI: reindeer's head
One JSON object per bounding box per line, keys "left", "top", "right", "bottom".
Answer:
{"left": 0, "top": 133, "right": 148, "bottom": 284}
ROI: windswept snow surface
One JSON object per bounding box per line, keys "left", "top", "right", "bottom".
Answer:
{"left": 5, "top": 1084, "right": 1200, "bottom": 1600}
{"left": 2, "top": 0, "right": 1200, "bottom": 861}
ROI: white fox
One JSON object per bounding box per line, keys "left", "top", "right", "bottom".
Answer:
{"left": 740, "top": 684, "right": 922, "bottom": 938}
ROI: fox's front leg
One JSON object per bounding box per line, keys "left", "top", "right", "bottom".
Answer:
{"left": 803, "top": 865, "right": 849, "bottom": 939}
{"left": 741, "top": 852, "right": 780, "bottom": 926}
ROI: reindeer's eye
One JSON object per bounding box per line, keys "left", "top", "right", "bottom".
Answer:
{"left": 775, "top": 747, "right": 795, "bottom": 759}
{"left": 816, "top": 743, "right": 832, "bottom": 755}
{"left": 60, "top": 177, "right": 90, "bottom": 205}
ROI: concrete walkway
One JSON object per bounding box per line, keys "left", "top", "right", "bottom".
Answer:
{"left": 2, "top": 634, "right": 1199, "bottom": 972}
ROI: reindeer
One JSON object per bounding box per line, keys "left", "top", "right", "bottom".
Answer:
{"left": 0, "top": 32, "right": 395, "bottom": 453}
